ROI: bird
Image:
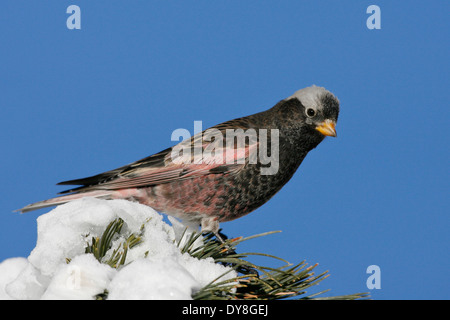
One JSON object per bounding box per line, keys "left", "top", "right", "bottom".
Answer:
{"left": 18, "top": 85, "right": 339, "bottom": 239}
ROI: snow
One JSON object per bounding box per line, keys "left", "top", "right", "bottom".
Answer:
{"left": 0, "top": 198, "right": 237, "bottom": 300}
{"left": 42, "top": 254, "right": 116, "bottom": 300}
{"left": 107, "top": 258, "right": 198, "bottom": 300}
{"left": 0, "top": 258, "right": 28, "bottom": 300}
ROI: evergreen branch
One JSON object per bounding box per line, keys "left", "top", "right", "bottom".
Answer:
{"left": 84, "top": 217, "right": 144, "bottom": 269}
{"left": 79, "top": 219, "right": 368, "bottom": 300}
{"left": 85, "top": 218, "right": 124, "bottom": 261}
{"left": 179, "top": 230, "right": 369, "bottom": 300}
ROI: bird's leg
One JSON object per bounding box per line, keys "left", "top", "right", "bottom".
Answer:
{"left": 200, "top": 218, "right": 259, "bottom": 277}
{"left": 213, "top": 231, "right": 227, "bottom": 244}
{"left": 200, "top": 217, "right": 226, "bottom": 244}
{"left": 200, "top": 217, "right": 219, "bottom": 234}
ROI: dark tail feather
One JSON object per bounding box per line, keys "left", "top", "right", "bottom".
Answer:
{"left": 16, "top": 190, "right": 114, "bottom": 213}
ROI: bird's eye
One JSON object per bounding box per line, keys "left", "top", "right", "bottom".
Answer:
{"left": 306, "top": 108, "right": 316, "bottom": 117}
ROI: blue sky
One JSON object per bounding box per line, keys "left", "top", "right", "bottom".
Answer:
{"left": 1, "top": 1, "right": 448, "bottom": 299}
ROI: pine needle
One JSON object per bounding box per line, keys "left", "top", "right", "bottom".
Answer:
{"left": 81, "top": 218, "right": 368, "bottom": 300}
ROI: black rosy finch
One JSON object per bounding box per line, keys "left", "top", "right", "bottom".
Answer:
{"left": 18, "top": 85, "right": 339, "bottom": 237}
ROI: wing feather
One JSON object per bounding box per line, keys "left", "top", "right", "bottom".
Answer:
{"left": 58, "top": 118, "right": 260, "bottom": 194}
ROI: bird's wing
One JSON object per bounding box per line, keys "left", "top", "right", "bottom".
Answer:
{"left": 57, "top": 123, "right": 259, "bottom": 194}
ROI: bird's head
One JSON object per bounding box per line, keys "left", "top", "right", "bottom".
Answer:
{"left": 285, "top": 85, "right": 340, "bottom": 138}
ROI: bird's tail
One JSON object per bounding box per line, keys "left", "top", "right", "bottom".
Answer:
{"left": 16, "top": 190, "right": 114, "bottom": 213}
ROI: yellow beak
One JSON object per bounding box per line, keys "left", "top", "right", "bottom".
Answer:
{"left": 315, "top": 120, "right": 337, "bottom": 137}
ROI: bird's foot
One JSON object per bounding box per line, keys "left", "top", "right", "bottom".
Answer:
{"left": 202, "top": 229, "right": 260, "bottom": 278}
